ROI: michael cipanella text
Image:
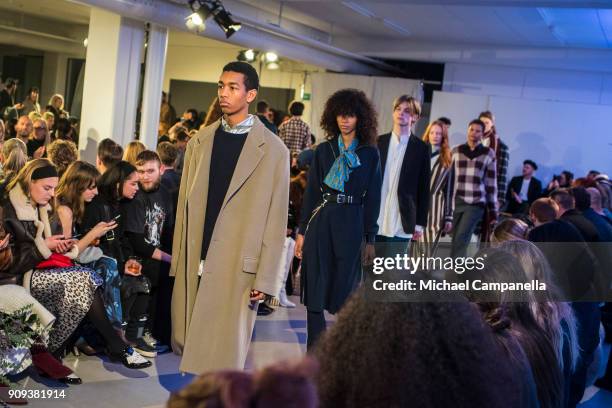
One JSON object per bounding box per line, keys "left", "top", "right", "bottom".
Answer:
{"left": 371, "top": 254, "right": 547, "bottom": 293}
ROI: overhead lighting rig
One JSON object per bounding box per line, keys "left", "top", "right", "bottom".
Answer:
{"left": 185, "top": 0, "right": 242, "bottom": 38}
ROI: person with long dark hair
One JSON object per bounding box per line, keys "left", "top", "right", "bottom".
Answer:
{"left": 1, "top": 159, "right": 151, "bottom": 371}
{"left": 295, "top": 89, "right": 382, "bottom": 350}
{"left": 55, "top": 161, "right": 122, "bottom": 327}
{"left": 80, "top": 160, "right": 156, "bottom": 358}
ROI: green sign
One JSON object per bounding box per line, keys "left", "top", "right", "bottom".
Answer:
{"left": 302, "top": 93, "right": 311, "bottom": 101}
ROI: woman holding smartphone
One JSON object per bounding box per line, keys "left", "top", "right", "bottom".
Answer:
{"left": 81, "top": 161, "right": 155, "bottom": 357}
{"left": 55, "top": 161, "right": 121, "bottom": 327}
{"left": 1, "top": 159, "right": 151, "bottom": 370}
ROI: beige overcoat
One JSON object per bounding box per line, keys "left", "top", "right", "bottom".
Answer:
{"left": 170, "top": 117, "right": 289, "bottom": 374}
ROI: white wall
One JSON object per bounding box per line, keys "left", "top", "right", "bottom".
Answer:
{"left": 443, "top": 63, "right": 612, "bottom": 106}
{"left": 430, "top": 90, "right": 612, "bottom": 184}
{"left": 163, "top": 31, "right": 320, "bottom": 126}
{"left": 434, "top": 62, "right": 612, "bottom": 184}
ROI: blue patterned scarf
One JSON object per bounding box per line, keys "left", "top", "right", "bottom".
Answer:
{"left": 323, "top": 137, "right": 361, "bottom": 192}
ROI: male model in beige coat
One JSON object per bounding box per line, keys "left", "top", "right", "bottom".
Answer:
{"left": 170, "top": 62, "right": 289, "bottom": 374}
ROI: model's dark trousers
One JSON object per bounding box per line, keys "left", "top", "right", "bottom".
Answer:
{"left": 306, "top": 309, "right": 326, "bottom": 351}
{"left": 451, "top": 200, "right": 484, "bottom": 258}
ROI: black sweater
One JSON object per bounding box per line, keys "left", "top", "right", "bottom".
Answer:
{"left": 201, "top": 126, "right": 248, "bottom": 260}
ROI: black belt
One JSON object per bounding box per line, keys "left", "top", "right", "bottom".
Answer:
{"left": 322, "top": 193, "right": 363, "bottom": 205}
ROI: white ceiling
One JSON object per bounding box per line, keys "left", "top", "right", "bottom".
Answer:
{"left": 245, "top": 0, "right": 612, "bottom": 72}
{"left": 1, "top": 0, "right": 612, "bottom": 73}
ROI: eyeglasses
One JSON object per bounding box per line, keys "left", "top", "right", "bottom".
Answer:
{"left": 34, "top": 127, "right": 47, "bottom": 131}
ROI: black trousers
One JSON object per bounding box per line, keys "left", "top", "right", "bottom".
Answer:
{"left": 306, "top": 309, "right": 326, "bottom": 351}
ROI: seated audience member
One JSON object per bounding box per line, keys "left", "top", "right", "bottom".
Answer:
{"left": 549, "top": 189, "right": 599, "bottom": 242}
{"left": 27, "top": 119, "right": 50, "bottom": 159}
{"left": 0, "top": 229, "right": 80, "bottom": 386}
{"left": 572, "top": 187, "right": 612, "bottom": 241}
{"left": 55, "top": 161, "right": 122, "bottom": 327}
{"left": 181, "top": 108, "right": 200, "bottom": 131}
{"left": 593, "top": 174, "right": 612, "bottom": 214}
{"left": 544, "top": 170, "right": 574, "bottom": 196}
{"left": 202, "top": 96, "right": 223, "bottom": 128}
{"left": 1, "top": 159, "right": 151, "bottom": 369}
{"left": 81, "top": 161, "right": 155, "bottom": 357}
{"left": 123, "top": 141, "right": 146, "bottom": 166}
{"left": 157, "top": 141, "right": 180, "bottom": 210}
{"left": 314, "top": 288, "right": 539, "bottom": 408}
{"left": 20, "top": 87, "right": 40, "bottom": 116}
{"left": 46, "top": 94, "right": 69, "bottom": 122}
{"left": 167, "top": 359, "right": 318, "bottom": 408}
{"left": 256, "top": 100, "right": 278, "bottom": 134}
{"left": 122, "top": 150, "right": 172, "bottom": 351}
{"left": 495, "top": 240, "right": 579, "bottom": 404}
{"left": 491, "top": 217, "right": 529, "bottom": 243}
{"left": 506, "top": 159, "right": 542, "bottom": 214}
{"left": 42, "top": 111, "right": 55, "bottom": 135}
{"left": 46, "top": 139, "right": 78, "bottom": 178}
{"left": 54, "top": 117, "right": 77, "bottom": 143}
{"left": 15, "top": 115, "right": 33, "bottom": 146}
{"left": 159, "top": 91, "right": 176, "bottom": 132}
{"left": 96, "top": 138, "right": 124, "bottom": 174}
{"left": 174, "top": 130, "right": 190, "bottom": 175}
{"left": 587, "top": 186, "right": 612, "bottom": 222}
{"left": 527, "top": 198, "right": 601, "bottom": 405}
{"left": 462, "top": 248, "right": 563, "bottom": 408}
{"left": 0, "top": 138, "right": 28, "bottom": 192}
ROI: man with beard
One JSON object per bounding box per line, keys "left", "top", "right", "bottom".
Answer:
{"left": 122, "top": 149, "right": 173, "bottom": 354}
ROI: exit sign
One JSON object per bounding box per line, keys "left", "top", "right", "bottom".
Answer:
{"left": 302, "top": 93, "right": 311, "bottom": 101}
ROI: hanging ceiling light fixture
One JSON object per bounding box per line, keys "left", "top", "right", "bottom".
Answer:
{"left": 237, "top": 49, "right": 258, "bottom": 62}
{"left": 185, "top": 0, "right": 242, "bottom": 38}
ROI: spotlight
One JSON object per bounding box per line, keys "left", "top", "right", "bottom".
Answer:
{"left": 264, "top": 52, "right": 278, "bottom": 63}
{"left": 185, "top": 1, "right": 241, "bottom": 39}
{"left": 237, "top": 49, "right": 258, "bottom": 62}
{"left": 83, "top": 37, "right": 88, "bottom": 47}
{"left": 185, "top": 12, "right": 206, "bottom": 32}
{"left": 209, "top": 2, "right": 242, "bottom": 38}
{"left": 266, "top": 61, "right": 280, "bottom": 70}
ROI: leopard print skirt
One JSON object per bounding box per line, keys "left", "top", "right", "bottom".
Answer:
{"left": 30, "top": 266, "right": 103, "bottom": 352}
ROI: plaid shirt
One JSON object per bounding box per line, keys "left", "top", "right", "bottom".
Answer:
{"left": 278, "top": 117, "right": 311, "bottom": 154}
{"left": 451, "top": 143, "right": 498, "bottom": 216}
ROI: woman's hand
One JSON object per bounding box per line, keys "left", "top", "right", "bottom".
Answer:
{"left": 443, "top": 222, "right": 453, "bottom": 234}
{"left": 0, "top": 234, "right": 10, "bottom": 251}
{"left": 91, "top": 221, "right": 117, "bottom": 238}
{"left": 45, "top": 235, "right": 71, "bottom": 252}
{"left": 124, "top": 259, "right": 142, "bottom": 276}
{"left": 294, "top": 234, "right": 304, "bottom": 259}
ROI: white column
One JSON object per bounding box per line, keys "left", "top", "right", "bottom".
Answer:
{"left": 79, "top": 8, "right": 144, "bottom": 162}
{"left": 139, "top": 23, "right": 168, "bottom": 150}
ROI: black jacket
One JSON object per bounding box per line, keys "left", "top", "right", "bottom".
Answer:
{"left": 505, "top": 176, "right": 542, "bottom": 213}
{"left": 377, "top": 133, "right": 431, "bottom": 234}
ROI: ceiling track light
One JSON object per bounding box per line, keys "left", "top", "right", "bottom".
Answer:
{"left": 237, "top": 49, "right": 258, "bottom": 62}
{"left": 185, "top": 0, "right": 242, "bottom": 38}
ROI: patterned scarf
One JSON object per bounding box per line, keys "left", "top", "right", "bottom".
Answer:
{"left": 323, "top": 137, "right": 361, "bottom": 192}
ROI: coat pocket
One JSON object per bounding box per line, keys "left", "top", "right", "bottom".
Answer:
{"left": 242, "top": 256, "right": 259, "bottom": 274}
